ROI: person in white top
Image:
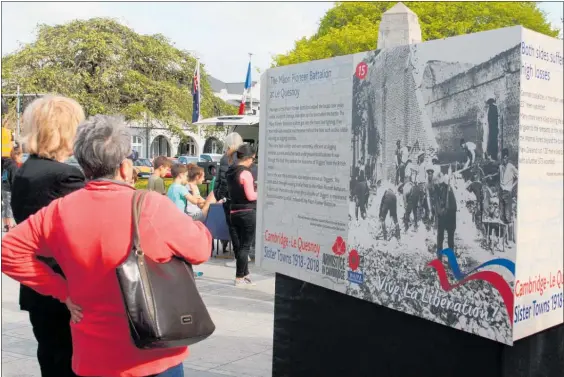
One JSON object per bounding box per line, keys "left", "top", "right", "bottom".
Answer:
{"left": 498, "top": 148, "right": 518, "bottom": 225}
{"left": 460, "top": 138, "right": 477, "bottom": 168}
{"left": 395, "top": 140, "right": 410, "bottom": 185}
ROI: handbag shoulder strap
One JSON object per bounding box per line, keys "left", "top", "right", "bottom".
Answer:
{"left": 131, "top": 190, "right": 149, "bottom": 251}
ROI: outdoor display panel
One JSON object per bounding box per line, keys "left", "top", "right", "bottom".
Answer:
{"left": 256, "top": 26, "right": 563, "bottom": 345}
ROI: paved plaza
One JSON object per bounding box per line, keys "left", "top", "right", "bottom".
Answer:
{"left": 2, "top": 254, "right": 275, "bottom": 377}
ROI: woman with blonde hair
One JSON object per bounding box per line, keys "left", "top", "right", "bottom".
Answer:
{"left": 9, "top": 95, "right": 86, "bottom": 377}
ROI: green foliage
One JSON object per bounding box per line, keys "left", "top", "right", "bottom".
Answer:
{"left": 274, "top": 2, "right": 560, "bottom": 66}
{"left": 1, "top": 18, "right": 236, "bottom": 135}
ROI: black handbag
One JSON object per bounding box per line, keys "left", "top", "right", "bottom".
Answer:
{"left": 116, "top": 190, "right": 215, "bottom": 349}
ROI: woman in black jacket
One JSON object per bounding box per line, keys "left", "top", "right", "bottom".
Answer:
{"left": 10, "top": 95, "right": 86, "bottom": 377}
{"left": 214, "top": 132, "right": 243, "bottom": 255}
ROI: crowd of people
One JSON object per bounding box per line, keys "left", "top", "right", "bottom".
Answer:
{"left": 351, "top": 136, "right": 518, "bottom": 258}
{"left": 0, "top": 94, "right": 259, "bottom": 377}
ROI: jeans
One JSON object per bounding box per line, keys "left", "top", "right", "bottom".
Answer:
{"left": 230, "top": 209, "right": 256, "bottom": 278}
{"left": 148, "top": 364, "right": 183, "bottom": 377}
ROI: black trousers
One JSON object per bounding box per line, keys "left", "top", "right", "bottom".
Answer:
{"left": 223, "top": 201, "right": 239, "bottom": 254}
{"left": 437, "top": 214, "right": 456, "bottom": 255}
{"left": 28, "top": 300, "right": 78, "bottom": 377}
{"left": 230, "top": 210, "right": 256, "bottom": 278}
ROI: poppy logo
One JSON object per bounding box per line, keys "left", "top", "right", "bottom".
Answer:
{"left": 332, "top": 236, "right": 346, "bottom": 256}
{"left": 348, "top": 249, "right": 360, "bottom": 271}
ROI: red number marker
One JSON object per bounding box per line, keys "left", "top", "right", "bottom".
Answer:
{"left": 355, "top": 62, "right": 368, "bottom": 80}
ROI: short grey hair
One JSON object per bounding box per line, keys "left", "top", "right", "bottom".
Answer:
{"left": 74, "top": 115, "right": 131, "bottom": 179}
{"left": 223, "top": 132, "right": 243, "bottom": 152}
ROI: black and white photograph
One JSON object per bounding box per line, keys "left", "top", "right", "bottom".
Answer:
{"left": 346, "top": 30, "right": 521, "bottom": 344}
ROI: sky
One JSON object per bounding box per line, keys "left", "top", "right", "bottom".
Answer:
{"left": 1, "top": 1, "right": 562, "bottom": 83}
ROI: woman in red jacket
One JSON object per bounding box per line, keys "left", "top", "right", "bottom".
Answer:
{"left": 2, "top": 115, "right": 212, "bottom": 377}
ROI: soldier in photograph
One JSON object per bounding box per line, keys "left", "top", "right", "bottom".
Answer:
{"left": 376, "top": 180, "right": 400, "bottom": 240}
{"left": 498, "top": 148, "right": 518, "bottom": 241}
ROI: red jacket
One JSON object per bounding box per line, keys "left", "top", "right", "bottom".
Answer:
{"left": 1, "top": 180, "right": 212, "bottom": 377}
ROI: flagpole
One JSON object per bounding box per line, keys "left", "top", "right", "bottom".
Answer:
{"left": 196, "top": 57, "right": 202, "bottom": 140}
{"left": 248, "top": 53, "right": 253, "bottom": 115}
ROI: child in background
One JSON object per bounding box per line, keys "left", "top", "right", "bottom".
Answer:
{"left": 185, "top": 164, "right": 217, "bottom": 220}
{"left": 185, "top": 163, "right": 205, "bottom": 207}
{"left": 166, "top": 163, "right": 206, "bottom": 277}
{"left": 148, "top": 156, "right": 171, "bottom": 195}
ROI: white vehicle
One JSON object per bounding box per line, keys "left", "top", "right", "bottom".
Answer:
{"left": 194, "top": 115, "right": 259, "bottom": 150}
{"left": 200, "top": 153, "right": 223, "bottom": 162}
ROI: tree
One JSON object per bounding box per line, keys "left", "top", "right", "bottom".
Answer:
{"left": 1, "top": 18, "right": 236, "bottom": 136}
{"left": 273, "top": 2, "right": 560, "bottom": 66}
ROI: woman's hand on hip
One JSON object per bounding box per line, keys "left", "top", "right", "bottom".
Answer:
{"left": 65, "top": 297, "right": 83, "bottom": 323}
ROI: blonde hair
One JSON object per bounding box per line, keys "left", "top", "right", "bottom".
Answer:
{"left": 23, "top": 95, "right": 85, "bottom": 161}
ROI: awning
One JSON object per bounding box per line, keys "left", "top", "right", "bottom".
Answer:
{"left": 194, "top": 115, "right": 259, "bottom": 127}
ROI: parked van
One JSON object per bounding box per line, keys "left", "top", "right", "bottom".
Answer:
{"left": 195, "top": 115, "right": 259, "bottom": 151}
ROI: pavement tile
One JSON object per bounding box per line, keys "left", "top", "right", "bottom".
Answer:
{"left": 2, "top": 334, "right": 31, "bottom": 346}
{"left": 1, "top": 321, "right": 30, "bottom": 331}
{"left": 210, "top": 351, "right": 272, "bottom": 377}
{"left": 2, "top": 351, "right": 27, "bottom": 364}
{"left": 1, "top": 338, "right": 38, "bottom": 358}
{"left": 183, "top": 367, "right": 238, "bottom": 377}
{"left": 2, "top": 325, "right": 36, "bottom": 340}
{"left": 0, "top": 357, "right": 41, "bottom": 377}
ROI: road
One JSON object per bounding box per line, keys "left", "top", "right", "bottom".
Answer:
{"left": 1, "top": 241, "right": 275, "bottom": 377}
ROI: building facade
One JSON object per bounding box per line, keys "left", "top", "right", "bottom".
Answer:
{"left": 128, "top": 120, "right": 224, "bottom": 159}
{"left": 128, "top": 75, "right": 259, "bottom": 159}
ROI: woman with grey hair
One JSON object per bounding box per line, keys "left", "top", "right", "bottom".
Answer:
{"left": 2, "top": 114, "right": 212, "bottom": 377}
{"left": 214, "top": 132, "right": 243, "bottom": 256}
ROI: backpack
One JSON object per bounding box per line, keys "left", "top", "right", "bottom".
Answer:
{"left": 1, "top": 169, "right": 7, "bottom": 183}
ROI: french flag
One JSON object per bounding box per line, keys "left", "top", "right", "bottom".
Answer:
{"left": 238, "top": 61, "right": 252, "bottom": 115}
{"left": 192, "top": 60, "right": 201, "bottom": 123}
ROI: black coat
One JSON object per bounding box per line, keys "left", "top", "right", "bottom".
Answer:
{"left": 10, "top": 154, "right": 86, "bottom": 311}
{"left": 214, "top": 153, "right": 236, "bottom": 201}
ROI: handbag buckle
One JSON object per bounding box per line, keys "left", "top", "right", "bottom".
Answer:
{"left": 180, "top": 315, "right": 193, "bottom": 325}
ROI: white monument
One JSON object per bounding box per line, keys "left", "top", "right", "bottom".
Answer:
{"left": 377, "top": 2, "right": 422, "bottom": 49}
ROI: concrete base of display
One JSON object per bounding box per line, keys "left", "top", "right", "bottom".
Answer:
{"left": 272, "top": 274, "right": 564, "bottom": 377}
